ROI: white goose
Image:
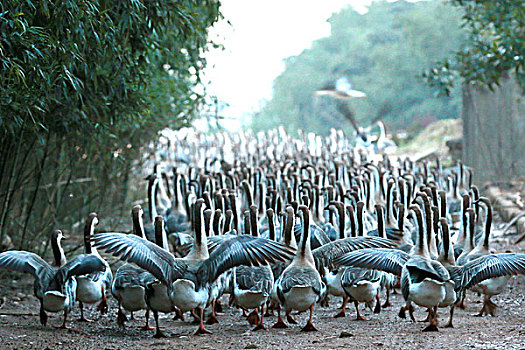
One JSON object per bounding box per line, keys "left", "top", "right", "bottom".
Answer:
{"left": 111, "top": 205, "right": 156, "bottom": 330}
{"left": 75, "top": 213, "right": 113, "bottom": 322}
{"left": 273, "top": 205, "right": 326, "bottom": 332}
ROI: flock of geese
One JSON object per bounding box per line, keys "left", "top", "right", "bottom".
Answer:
{"left": 1, "top": 128, "right": 524, "bottom": 338}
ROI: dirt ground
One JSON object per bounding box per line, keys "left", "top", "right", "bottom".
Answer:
{"left": 0, "top": 220, "right": 524, "bottom": 350}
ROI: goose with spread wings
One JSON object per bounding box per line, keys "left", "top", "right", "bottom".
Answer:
{"left": 91, "top": 199, "right": 296, "bottom": 335}
{"left": 334, "top": 215, "right": 525, "bottom": 331}
{"left": 0, "top": 230, "right": 107, "bottom": 328}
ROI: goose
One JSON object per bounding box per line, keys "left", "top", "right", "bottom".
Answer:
{"left": 334, "top": 205, "right": 525, "bottom": 331}
{"left": 75, "top": 213, "right": 113, "bottom": 322}
{"left": 231, "top": 205, "right": 274, "bottom": 331}
{"left": 341, "top": 204, "right": 390, "bottom": 320}
{"left": 0, "top": 230, "right": 106, "bottom": 328}
{"left": 273, "top": 205, "right": 326, "bottom": 331}
{"left": 465, "top": 197, "right": 511, "bottom": 316}
{"left": 334, "top": 205, "right": 450, "bottom": 331}
{"left": 111, "top": 205, "right": 156, "bottom": 329}
{"left": 146, "top": 216, "right": 177, "bottom": 338}
{"left": 91, "top": 199, "right": 295, "bottom": 335}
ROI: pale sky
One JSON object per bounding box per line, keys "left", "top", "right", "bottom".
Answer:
{"left": 198, "top": 0, "right": 373, "bottom": 130}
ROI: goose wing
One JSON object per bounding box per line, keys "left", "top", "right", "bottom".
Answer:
{"left": 49, "top": 254, "right": 107, "bottom": 290}
{"left": 0, "top": 251, "right": 54, "bottom": 284}
{"left": 341, "top": 267, "right": 382, "bottom": 286}
{"left": 92, "top": 233, "right": 183, "bottom": 284}
{"left": 313, "top": 237, "right": 399, "bottom": 270}
{"left": 458, "top": 253, "right": 525, "bottom": 290}
{"left": 197, "top": 235, "right": 296, "bottom": 284}
{"left": 333, "top": 248, "right": 410, "bottom": 277}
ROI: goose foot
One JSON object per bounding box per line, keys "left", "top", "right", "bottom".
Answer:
{"left": 356, "top": 315, "right": 367, "bottom": 321}
{"left": 246, "top": 310, "right": 259, "bottom": 326}
{"left": 382, "top": 300, "right": 391, "bottom": 308}
{"left": 301, "top": 321, "right": 318, "bottom": 332}
{"left": 252, "top": 323, "right": 267, "bottom": 331}
{"left": 194, "top": 308, "right": 213, "bottom": 335}
{"left": 54, "top": 324, "right": 69, "bottom": 330}
{"left": 78, "top": 316, "right": 93, "bottom": 322}
{"left": 194, "top": 326, "right": 213, "bottom": 335}
{"left": 422, "top": 324, "right": 439, "bottom": 332}
{"left": 206, "top": 315, "right": 219, "bottom": 325}
{"left": 117, "top": 309, "right": 128, "bottom": 328}
{"left": 272, "top": 320, "right": 289, "bottom": 328}
{"left": 286, "top": 314, "right": 298, "bottom": 324}
{"left": 444, "top": 322, "right": 454, "bottom": 328}
{"left": 333, "top": 309, "right": 346, "bottom": 318}
{"left": 153, "top": 329, "right": 167, "bottom": 338}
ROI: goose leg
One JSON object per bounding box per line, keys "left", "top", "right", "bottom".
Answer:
{"left": 55, "top": 311, "right": 69, "bottom": 329}
{"left": 97, "top": 286, "right": 108, "bottom": 315}
{"left": 264, "top": 301, "right": 275, "bottom": 317}
{"left": 444, "top": 306, "right": 455, "bottom": 328}
{"left": 355, "top": 301, "right": 366, "bottom": 321}
{"left": 152, "top": 310, "right": 166, "bottom": 338}
{"left": 271, "top": 306, "right": 289, "bottom": 329}
{"left": 246, "top": 308, "right": 259, "bottom": 326}
{"left": 422, "top": 306, "right": 439, "bottom": 332}
{"left": 78, "top": 301, "right": 92, "bottom": 322}
{"left": 173, "top": 307, "right": 185, "bottom": 321}
{"left": 215, "top": 299, "right": 224, "bottom": 314}
{"left": 252, "top": 305, "right": 267, "bottom": 331}
{"left": 130, "top": 311, "right": 135, "bottom": 320}
{"left": 457, "top": 292, "right": 467, "bottom": 309}
{"left": 194, "top": 307, "right": 213, "bottom": 335}
{"left": 206, "top": 300, "right": 220, "bottom": 325}
{"left": 382, "top": 288, "right": 391, "bottom": 308}
{"left": 286, "top": 310, "right": 297, "bottom": 324}
{"left": 39, "top": 300, "right": 48, "bottom": 326}
{"left": 140, "top": 309, "right": 154, "bottom": 330}
{"left": 475, "top": 286, "right": 491, "bottom": 317}
{"left": 374, "top": 293, "right": 381, "bottom": 314}
{"left": 420, "top": 308, "right": 432, "bottom": 322}
{"left": 116, "top": 301, "right": 128, "bottom": 328}
{"left": 300, "top": 305, "right": 317, "bottom": 332}
{"left": 334, "top": 296, "right": 348, "bottom": 318}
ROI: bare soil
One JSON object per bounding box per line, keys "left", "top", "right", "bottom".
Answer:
{"left": 0, "top": 222, "right": 524, "bottom": 350}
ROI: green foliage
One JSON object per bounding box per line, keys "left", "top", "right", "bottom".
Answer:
{"left": 252, "top": 0, "right": 467, "bottom": 134}
{"left": 0, "top": 0, "right": 221, "bottom": 252}
{"left": 423, "top": 0, "right": 525, "bottom": 95}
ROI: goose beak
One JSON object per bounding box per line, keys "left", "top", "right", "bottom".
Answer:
{"left": 61, "top": 235, "right": 69, "bottom": 240}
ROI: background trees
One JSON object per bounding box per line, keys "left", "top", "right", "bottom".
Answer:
{"left": 424, "top": 0, "right": 524, "bottom": 96}
{"left": 252, "top": 0, "right": 467, "bottom": 135}
{"left": 0, "top": 0, "right": 221, "bottom": 251}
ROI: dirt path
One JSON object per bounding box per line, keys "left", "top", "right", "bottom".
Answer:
{"left": 0, "top": 226, "right": 524, "bottom": 349}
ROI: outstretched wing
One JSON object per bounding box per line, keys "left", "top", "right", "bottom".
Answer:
{"left": 313, "top": 237, "right": 398, "bottom": 270}
{"left": 0, "top": 251, "right": 54, "bottom": 284}
{"left": 333, "top": 248, "right": 410, "bottom": 277}
{"left": 197, "top": 235, "right": 296, "bottom": 284}
{"left": 92, "top": 233, "right": 182, "bottom": 284}
{"left": 49, "top": 254, "right": 107, "bottom": 291}
{"left": 458, "top": 253, "right": 525, "bottom": 290}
